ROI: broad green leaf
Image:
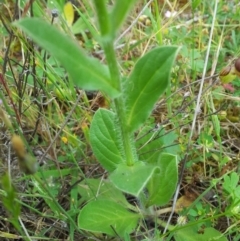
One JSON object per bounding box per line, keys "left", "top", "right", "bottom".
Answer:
{"left": 174, "top": 225, "right": 227, "bottom": 241}
{"left": 14, "top": 18, "right": 119, "bottom": 98}
{"left": 77, "top": 179, "right": 129, "bottom": 206}
{"left": 110, "top": 0, "right": 138, "bottom": 35}
{"left": 123, "top": 46, "right": 179, "bottom": 133}
{"left": 63, "top": 1, "right": 74, "bottom": 26}
{"left": 146, "top": 153, "right": 178, "bottom": 207}
{"left": 89, "top": 108, "right": 124, "bottom": 172}
{"left": 109, "top": 162, "right": 160, "bottom": 196}
{"left": 78, "top": 199, "right": 139, "bottom": 237}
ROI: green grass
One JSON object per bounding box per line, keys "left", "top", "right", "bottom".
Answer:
{"left": 0, "top": 0, "right": 240, "bottom": 240}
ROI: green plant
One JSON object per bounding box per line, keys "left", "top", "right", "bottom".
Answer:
{"left": 223, "top": 172, "right": 240, "bottom": 216}
{"left": 14, "top": 0, "right": 179, "bottom": 238}
{"left": 0, "top": 0, "right": 239, "bottom": 240}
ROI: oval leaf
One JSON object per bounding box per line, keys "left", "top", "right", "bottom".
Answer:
{"left": 123, "top": 46, "right": 179, "bottom": 132}
{"left": 147, "top": 153, "right": 178, "bottom": 207}
{"left": 78, "top": 199, "right": 139, "bottom": 237}
{"left": 89, "top": 108, "right": 124, "bottom": 172}
{"left": 14, "top": 18, "right": 119, "bottom": 98}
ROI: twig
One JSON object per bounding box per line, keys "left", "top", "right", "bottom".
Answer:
{"left": 18, "top": 217, "right": 32, "bottom": 241}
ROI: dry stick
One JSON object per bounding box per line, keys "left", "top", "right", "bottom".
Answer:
{"left": 162, "top": 74, "right": 219, "bottom": 104}
{"left": 18, "top": 217, "right": 32, "bottom": 241}
{"left": 39, "top": 92, "right": 83, "bottom": 164}
{"left": 163, "top": 0, "right": 219, "bottom": 234}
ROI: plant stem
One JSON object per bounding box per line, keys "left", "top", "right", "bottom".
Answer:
{"left": 103, "top": 40, "right": 136, "bottom": 166}
{"left": 93, "top": 0, "right": 137, "bottom": 165}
